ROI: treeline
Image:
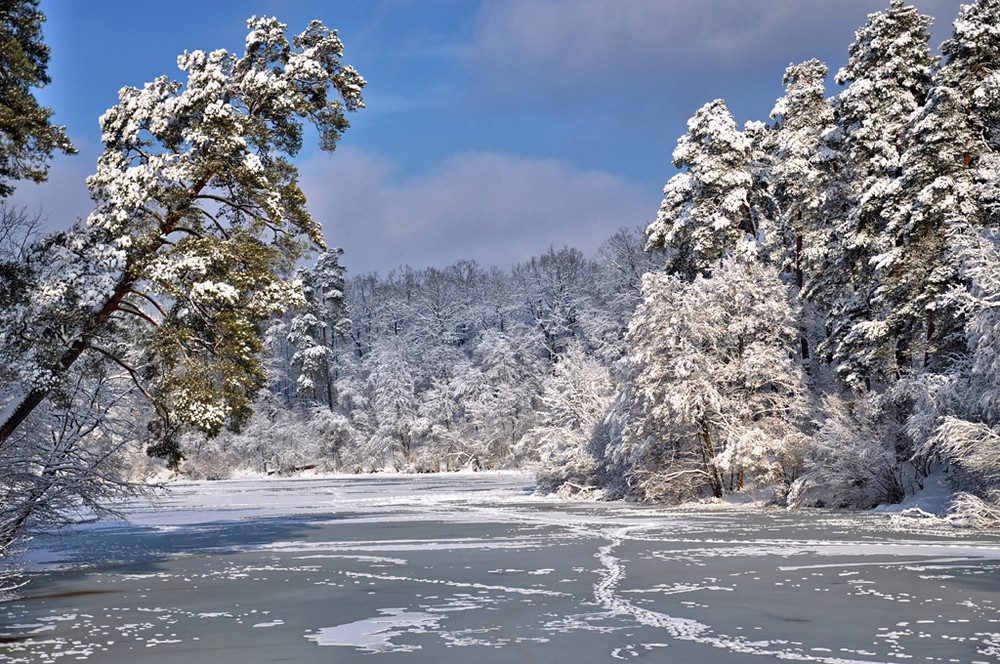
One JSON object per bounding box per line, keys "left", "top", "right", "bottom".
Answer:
{"left": 585, "top": 0, "right": 1000, "bottom": 520}
{"left": 177, "top": 230, "right": 659, "bottom": 477}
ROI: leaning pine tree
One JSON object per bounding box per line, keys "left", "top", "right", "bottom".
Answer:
{"left": 0, "top": 16, "right": 364, "bottom": 555}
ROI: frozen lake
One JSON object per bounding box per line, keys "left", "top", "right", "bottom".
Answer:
{"left": 2, "top": 473, "right": 1000, "bottom": 663}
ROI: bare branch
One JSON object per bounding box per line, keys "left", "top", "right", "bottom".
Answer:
{"left": 84, "top": 344, "right": 163, "bottom": 417}
{"left": 114, "top": 303, "right": 161, "bottom": 327}
{"left": 128, "top": 289, "right": 168, "bottom": 318}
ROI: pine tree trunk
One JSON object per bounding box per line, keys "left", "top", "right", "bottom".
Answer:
{"left": 794, "top": 226, "right": 810, "bottom": 362}
{"left": 0, "top": 273, "right": 137, "bottom": 449}
{"left": 322, "top": 327, "right": 335, "bottom": 411}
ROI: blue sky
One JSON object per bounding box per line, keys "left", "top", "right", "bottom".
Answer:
{"left": 11, "top": 0, "right": 965, "bottom": 275}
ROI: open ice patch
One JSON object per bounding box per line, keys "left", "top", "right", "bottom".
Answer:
{"left": 305, "top": 608, "right": 442, "bottom": 652}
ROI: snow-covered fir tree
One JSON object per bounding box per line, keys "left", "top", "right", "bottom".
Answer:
{"left": 819, "top": 0, "right": 937, "bottom": 390}
{"left": 645, "top": 99, "right": 765, "bottom": 278}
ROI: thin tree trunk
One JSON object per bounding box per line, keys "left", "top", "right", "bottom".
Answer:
{"left": 794, "top": 230, "right": 810, "bottom": 362}
{"left": 322, "top": 327, "right": 335, "bottom": 411}
{"left": 698, "top": 421, "right": 724, "bottom": 498}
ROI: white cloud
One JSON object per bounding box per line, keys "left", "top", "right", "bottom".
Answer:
{"left": 465, "top": 0, "right": 965, "bottom": 110}
{"left": 5, "top": 149, "right": 95, "bottom": 232}
{"left": 300, "top": 146, "right": 654, "bottom": 275}
{"left": 8, "top": 143, "right": 653, "bottom": 277}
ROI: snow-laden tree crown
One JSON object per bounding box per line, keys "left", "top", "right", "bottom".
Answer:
{"left": 0, "top": 16, "right": 365, "bottom": 451}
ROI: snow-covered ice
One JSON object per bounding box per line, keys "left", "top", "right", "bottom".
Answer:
{"left": 2, "top": 473, "right": 1000, "bottom": 663}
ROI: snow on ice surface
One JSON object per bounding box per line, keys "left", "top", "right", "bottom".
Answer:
{"left": 305, "top": 608, "right": 441, "bottom": 652}
{"left": 3, "top": 473, "right": 1000, "bottom": 663}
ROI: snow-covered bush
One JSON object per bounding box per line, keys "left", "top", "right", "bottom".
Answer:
{"left": 308, "top": 407, "right": 357, "bottom": 471}
{"left": 931, "top": 418, "right": 1000, "bottom": 493}
{"left": 180, "top": 395, "right": 335, "bottom": 478}
{"left": 947, "top": 490, "right": 1000, "bottom": 529}
{"left": 0, "top": 364, "right": 153, "bottom": 562}
{"left": 790, "top": 395, "right": 904, "bottom": 509}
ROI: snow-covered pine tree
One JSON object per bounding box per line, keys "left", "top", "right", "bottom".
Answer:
{"left": 768, "top": 59, "right": 836, "bottom": 284}
{"left": 0, "top": 17, "right": 365, "bottom": 456}
{"left": 0, "top": 0, "right": 75, "bottom": 197}
{"left": 645, "top": 99, "right": 765, "bottom": 278}
{"left": 766, "top": 59, "right": 837, "bottom": 367}
{"left": 288, "top": 250, "right": 349, "bottom": 409}
{"left": 882, "top": 0, "right": 999, "bottom": 377}
{"left": 820, "top": 1, "right": 937, "bottom": 389}
{"left": 914, "top": 42, "right": 1000, "bottom": 517}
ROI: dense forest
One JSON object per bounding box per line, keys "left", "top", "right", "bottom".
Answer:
{"left": 174, "top": 233, "right": 655, "bottom": 478}
{"left": 178, "top": 0, "right": 1000, "bottom": 523}
{"left": 2, "top": 0, "right": 1000, "bottom": 593}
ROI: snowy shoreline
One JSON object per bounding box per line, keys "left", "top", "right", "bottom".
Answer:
{"left": 136, "top": 466, "right": 975, "bottom": 531}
